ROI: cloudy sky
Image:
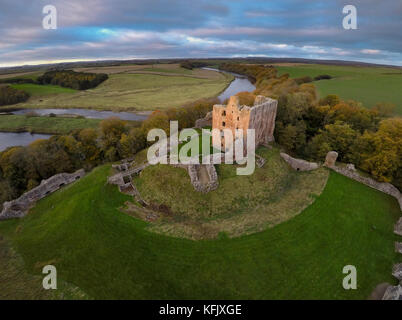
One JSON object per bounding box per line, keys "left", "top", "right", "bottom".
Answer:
{"left": 0, "top": 0, "right": 401, "bottom": 67}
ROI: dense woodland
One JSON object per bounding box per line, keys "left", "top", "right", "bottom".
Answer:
{"left": 37, "top": 70, "right": 108, "bottom": 90}
{"left": 0, "top": 85, "right": 30, "bottom": 106}
{"left": 179, "top": 61, "right": 208, "bottom": 70}
{"left": 0, "top": 99, "right": 214, "bottom": 205}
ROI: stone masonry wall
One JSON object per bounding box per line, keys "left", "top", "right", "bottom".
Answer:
{"left": 280, "top": 152, "right": 319, "bottom": 171}
{"left": 0, "top": 169, "right": 85, "bottom": 220}
{"left": 212, "top": 95, "right": 277, "bottom": 152}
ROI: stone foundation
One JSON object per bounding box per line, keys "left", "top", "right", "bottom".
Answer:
{"left": 187, "top": 163, "right": 219, "bottom": 193}
{"left": 0, "top": 169, "right": 85, "bottom": 220}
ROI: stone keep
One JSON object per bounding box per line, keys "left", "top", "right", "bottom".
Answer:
{"left": 212, "top": 95, "right": 277, "bottom": 152}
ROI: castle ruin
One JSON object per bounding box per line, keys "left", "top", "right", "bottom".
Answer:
{"left": 211, "top": 95, "right": 277, "bottom": 152}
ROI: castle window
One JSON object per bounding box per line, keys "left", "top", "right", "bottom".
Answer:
{"left": 222, "top": 111, "right": 226, "bottom": 116}
{"left": 222, "top": 121, "right": 225, "bottom": 127}
{"left": 237, "top": 116, "right": 240, "bottom": 121}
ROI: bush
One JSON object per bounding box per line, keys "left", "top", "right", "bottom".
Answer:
{"left": 314, "top": 74, "right": 332, "bottom": 81}
{"left": 0, "top": 86, "right": 30, "bottom": 106}
{"left": 37, "top": 70, "right": 108, "bottom": 90}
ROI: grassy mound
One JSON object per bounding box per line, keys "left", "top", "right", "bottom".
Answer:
{"left": 133, "top": 147, "right": 329, "bottom": 238}
{"left": 0, "top": 160, "right": 400, "bottom": 299}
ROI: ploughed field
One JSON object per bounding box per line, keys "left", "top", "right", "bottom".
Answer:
{"left": 0, "top": 154, "right": 400, "bottom": 299}
{"left": 275, "top": 64, "right": 402, "bottom": 115}
{"left": 10, "top": 64, "right": 232, "bottom": 112}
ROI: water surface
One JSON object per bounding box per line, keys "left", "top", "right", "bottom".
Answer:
{"left": 0, "top": 132, "right": 52, "bottom": 151}
{"left": 12, "top": 108, "right": 148, "bottom": 121}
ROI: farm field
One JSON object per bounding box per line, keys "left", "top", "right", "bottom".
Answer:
{"left": 0, "top": 115, "right": 104, "bottom": 134}
{"left": 275, "top": 64, "right": 402, "bottom": 115}
{"left": 10, "top": 83, "right": 76, "bottom": 96}
{"left": 0, "top": 161, "right": 400, "bottom": 299}
{"left": 13, "top": 65, "right": 232, "bottom": 112}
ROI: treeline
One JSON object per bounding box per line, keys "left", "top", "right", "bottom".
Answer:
{"left": 179, "top": 61, "right": 208, "bottom": 70}
{"left": 0, "top": 86, "right": 30, "bottom": 106}
{"left": 37, "top": 70, "right": 108, "bottom": 90}
{"left": 0, "top": 98, "right": 215, "bottom": 205}
{"left": 220, "top": 63, "right": 402, "bottom": 190}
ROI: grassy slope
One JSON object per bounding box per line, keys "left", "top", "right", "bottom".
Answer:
{"left": 0, "top": 115, "right": 101, "bottom": 134}
{"left": 0, "top": 165, "right": 399, "bottom": 299}
{"left": 276, "top": 64, "right": 402, "bottom": 115}
{"left": 14, "top": 69, "right": 232, "bottom": 112}
{"left": 0, "top": 235, "right": 90, "bottom": 299}
{"left": 10, "top": 84, "right": 76, "bottom": 96}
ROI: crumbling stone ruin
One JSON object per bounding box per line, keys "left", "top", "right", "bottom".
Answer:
{"left": 382, "top": 284, "right": 402, "bottom": 300}
{"left": 0, "top": 169, "right": 85, "bottom": 220}
{"left": 280, "top": 152, "right": 319, "bottom": 171}
{"left": 195, "top": 111, "right": 212, "bottom": 128}
{"left": 395, "top": 242, "right": 402, "bottom": 254}
{"left": 392, "top": 263, "right": 402, "bottom": 281}
{"left": 187, "top": 157, "right": 219, "bottom": 193}
{"left": 212, "top": 95, "right": 277, "bottom": 152}
{"left": 395, "top": 218, "right": 402, "bottom": 236}
{"left": 324, "top": 151, "right": 338, "bottom": 167}
{"left": 112, "top": 157, "right": 135, "bottom": 172}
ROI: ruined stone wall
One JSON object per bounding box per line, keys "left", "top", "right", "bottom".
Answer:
{"left": 280, "top": 153, "right": 319, "bottom": 171}
{"left": 194, "top": 111, "right": 212, "bottom": 128}
{"left": 187, "top": 163, "right": 219, "bottom": 193}
{"left": 0, "top": 169, "right": 85, "bottom": 220}
{"left": 248, "top": 95, "right": 278, "bottom": 145}
{"left": 212, "top": 95, "right": 277, "bottom": 151}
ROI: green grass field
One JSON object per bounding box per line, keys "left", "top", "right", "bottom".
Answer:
{"left": 0, "top": 115, "right": 102, "bottom": 134}
{"left": 0, "top": 163, "right": 400, "bottom": 299}
{"left": 275, "top": 64, "right": 402, "bottom": 115}
{"left": 10, "top": 84, "right": 76, "bottom": 96}
{"left": 14, "top": 66, "right": 232, "bottom": 112}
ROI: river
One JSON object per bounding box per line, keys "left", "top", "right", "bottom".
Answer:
{"left": 202, "top": 67, "right": 256, "bottom": 102}
{"left": 0, "top": 68, "right": 255, "bottom": 152}
{"left": 0, "top": 132, "right": 52, "bottom": 151}
{"left": 11, "top": 108, "right": 149, "bottom": 121}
